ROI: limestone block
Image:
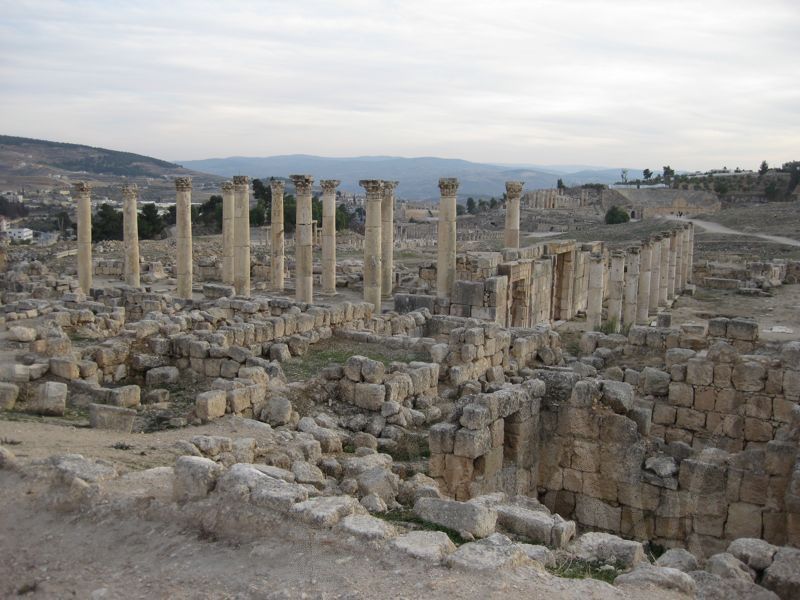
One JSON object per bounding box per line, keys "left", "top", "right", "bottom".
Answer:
{"left": 89, "top": 403, "right": 136, "bottom": 433}
{"left": 574, "top": 496, "right": 621, "bottom": 532}
{"left": 196, "top": 389, "right": 226, "bottom": 422}
{"left": 173, "top": 455, "right": 223, "bottom": 502}
{"left": 569, "top": 531, "right": 645, "bottom": 569}
{"left": 354, "top": 383, "right": 385, "bottom": 410}
{"left": 415, "top": 497, "right": 498, "bottom": 539}
{"left": 686, "top": 358, "right": 714, "bottom": 386}
{"left": 338, "top": 514, "right": 397, "bottom": 541}
{"left": 727, "top": 318, "right": 759, "bottom": 341}
{"left": 269, "top": 343, "right": 291, "bottom": 362}
{"left": 706, "top": 552, "right": 756, "bottom": 583}
{"left": 763, "top": 547, "right": 800, "bottom": 600}
{"left": 614, "top": 565, "right": 696, "bottom": 596}
{"left": 453, "top": 427, "right": 492, "bottom": 459}
{"left": 727, "top": 538, "right": 778, "bottom": 572}
{"left": 655, "top": 547, "right": 699, "bottom": 572}
{"left": 108, "top": 385, "right": 141, "bottom": 408}
{"left": 28, "top": 381, "right": 67, "bottom": 416}
{"left": 732, "top": 362, "right": 766, "bottom": 392}
{"left": 0, "top": 382, "right": 19, "bottom": 410}
{"left": 601, "top": 380, "right": 634, "bottom": 414}
{"left": 725, "top": 503, "right": 763, "bottom": 539}
{"left": 146, "top": 366, "right": 179, "bottom": 386}
{"left": 390, "top": 531, "right": 456, "bottom": 563}
{"left": 49, "top": 357, "right": 80, "bottom": 380}
{"left": 641, "top": 367, "right": 670, "bottom": 396}
{"left": 429, "top": 422, "right": 457, "bottom": 454}
{"left": 291, "top": 495, "right": 366, "bottom": 527}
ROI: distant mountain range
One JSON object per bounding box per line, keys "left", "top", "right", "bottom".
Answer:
{"left": 179, "top": 155, "right": 638, "bottom": 199}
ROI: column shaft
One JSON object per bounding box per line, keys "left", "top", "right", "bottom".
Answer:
{"left": 681, "top": 225, "right": 691, "bottom": 289}
{"left": 74, "top": 182, "right": 92, "bottom": 294}
{"left": 270, "top": 179, "right": 285, "bottom": 291}
{"left": 636, "top": 242, "right": 652, "bottom": 325}
{"left": 648, "top": 235, "right": 661, "bottom": 314}
{"left": 233, "top": 175, "right": 251, "bottom": 296}
{"left": 622, "top": 247, "right": 640, "bottom": 328}
{"left": 436, "top": 178, "right": 459, "bottom": 298}
{"left": 675, "top": 228, "right": 685, "bottom": 294}
{"left": 381, "top": 181, "right": 398, "bottom": 297}
{"left": 586, "top": 254, "right": 604, "bottom": 330}
{"left": 291, "top": 175, "right": 314, "bottom": 303}
{"left": 360, "top": 179, "right": 383, "bottom": 310}
{"left": 221, "top": 181, "right": 235, "bottom": 285}
{"left": 607, "top": 251, "right": 625, "bottom": 332}
{"left": 668, "top": 231, "right": 678, "bottom": 300}
{"left": 687, "top": 223, "right": 695, "bottom": 284}
{"left": 659, "top": 234, "right": 670, "bottom": 306}
{"left": 122, "top": 183, "right": 140, "bottom": 287}
{"left": 321, "top": 179, "right": 340, "bottom": 294}
{"left": 504, "top": 181, "right": 524, "bottom": 248}
{"left": 175, "top": 177, "right": 193, "bottom": 299}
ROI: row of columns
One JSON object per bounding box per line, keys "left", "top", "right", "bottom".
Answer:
{"left": 358, "top": 180, "right": 399, "bottom": 310}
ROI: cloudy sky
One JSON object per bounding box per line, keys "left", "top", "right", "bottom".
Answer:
{"left": 1, "top": 0, "right": 797, "bottom": 171}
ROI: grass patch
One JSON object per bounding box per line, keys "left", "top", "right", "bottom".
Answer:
{"left": 547, "top": 557, "right": 624, "bottom": 584}
{"left": 377, "top": 509, "right": 467, "bottom": 545}
{"left": 281, "top": 338, "right": 428, "bottom": 382}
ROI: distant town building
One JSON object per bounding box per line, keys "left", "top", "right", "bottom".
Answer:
{"left": 7, "top": 227, "right": 34, "bottom": 242}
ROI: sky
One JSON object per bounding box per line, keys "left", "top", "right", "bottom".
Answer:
{"left": 0, "top": 0, "right": 798, "bottom": 171}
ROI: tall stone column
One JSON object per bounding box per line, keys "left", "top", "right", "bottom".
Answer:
{"left": 687, "top": 223, "right": 695, "bottom": 284}
{"left": 121, "top": 183, "right": 141, "bottom": 288}
{"left": 320, "top": 179, "right": 340, "bottom": 295}
{"left": 675, "top": 227, "right": 685, "bottom": 294}
{"left": 291, "top": 174, "right": 314, "bottom": 303}
{"left": 682, "top": 224, "right": 691, "bottom": 289}
{"left": 607, "top": 250, "right": 625, "bottom": 332}
{"left": 648, "top": 235, "right": 662, "bottom": 314}
{"left": 360, "top": 179, "right": 384, "bottom": 310}
{"left": 175, "top": 177, "right": 193, "bottom": 299}
{"left": 270, "top": 179, "right": 285, "bottom": 291}
{"left": 381, "top": 181, "right": 399, "bottom": 297}
{"left": 436, "top": 178, "right": 459, "bottom": 298}
{"left": 221, "top": 181, "right": 235, "bottom": 285}
{"left": 622, "top": 246, "right": 640, "bottom": 328}
{"left": 504, "top": 181, "right": 524, "bottom": 248}
{"left": 636, "top": 241, "right": 652, "bottom": 325}
{"left": 667, "top": 230, "right": 678, "bottom": 300}
{"left": 233, "top": 175, "right": 251, "bottom": 297}
{"left": 659, "top": 233, "right": 670, "bottom": 306}
{"left": 74, "top": 181, "right": 92, "bottom": 294}
{"left": 586, "top": 253, "right": 604, "bottom": 330}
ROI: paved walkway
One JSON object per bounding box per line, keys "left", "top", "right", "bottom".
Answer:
{"left": 666, "top": 217, "right": 800, "bottom": 248}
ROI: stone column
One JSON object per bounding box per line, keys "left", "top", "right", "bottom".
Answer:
{"left": 270, "top": 179, "right": 285, "bottom": 291}
{"left": 291, "top": 174, "right": 314, "bottom": 303}
{"left": 648, "top": 234, "right": 662, "bottom": 314}
{"left": 381, "top": 181, "right": 398, "bottom": 298}
{"left": 675, "top": 227, "right": 685, "bottom": 294}
{"left": 586, "top": 253, "right": 604, "bottom": 330}
{"left": 504, "top": 181, "right": 524, "bottom": 248}
{"left": 667, "top": 230, "right": 678, "bottom": 300}
{"left": 360, "top": 179, "right": 383, "bottom": 310}
{"left": 622, "top": 246, "right": 640, "bottom": 328}
{"left": 687, "top": 223, "right": 695, "bottom": 284}
{"left": 636, "top": 241, "right": 652, "bottom": 325}
{"left": 233, "top": 175, "right": 251, "bottom": 297}
{"left": 659, "top": 233, "right": 670, "bottom": 306}
{"left": 74, "top": 181, "right": 92, "bottom": 294}
{"left": 682, "top": 224, "right": 691, "bottom": 289}
{"left": 607, "top": 250, "right": 625, "bottom": 332}
{"left": 121, "top": 183, "right": 140, "bottom": 288}
{"left": 221, "top": 181, "right": 235, "bottom": 285}
{"left": 320, "top": 179, "right": 340, "bottom": 295}
{"left": 175, "top": 177, "right": 193, "bottom": 299}
{"left": 437, "top": 178, "right": 459, "bottom": 298}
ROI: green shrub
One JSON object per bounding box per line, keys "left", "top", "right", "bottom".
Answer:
{"left": 604, "top": 206, "right": 630, "bottom": 225}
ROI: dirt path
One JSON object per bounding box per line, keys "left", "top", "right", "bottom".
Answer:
{"left": 666, "top": 216, "right": 800, "bottom": 248}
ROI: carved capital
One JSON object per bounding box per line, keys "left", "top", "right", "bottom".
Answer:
{"left": 270, "top": 178, "right": 286, "bottom": 195}
{"left": 505, "top": 181, "right": 524, "bottom": 197}
{"left": 359, "top": 179, "right": 383, "bottom": 196}
{"left": 175, "top": 177, "right": 192, "bottom": 191}
{"left": 382, "top": 180, "right": 399, "bottom": 194}
{"left": 73, "top": 181, "right": 91, "bottom": 194}
{"left": 232, "top": 175, "right": 249, "bottom": 188}
{"left": 438, "top": 177, "right": 459, "bottom": 196}
{"left": 121, "top": 183, "right": 138, "bottom": 199}
{"left": 627, "top": 246, "right": 640, "bottom": 255}
{"left": 221, "top": 181, "right": 234, "bottom": 192}
{"left": 290, "top": 174, "right": 314, "bottom": 194}
{"left": 320, "top": 179, "right": 341, "bottom": 193}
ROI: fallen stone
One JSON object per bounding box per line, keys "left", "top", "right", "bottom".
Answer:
{"left": 570, "top": 532, "right": 645, "bottom": 569}
{"left": 615, "top": 565, "right": 695, "bottom": 596}
{"left": 173, "top": 456, "right": 224, "bottom": 502}
{"left": 727, "top": 538, "right": 778, "bottom": 572}
{"left": 0, "top": 382, "right": 19, "bottom": 410}
{"left": 414, "top": 497, "right": 497, "bottom": 538}
{"left": 763, "top": 547, "right": 800, "bottom": 600}
{"left": 706, "top": 552, "right": 755, "bottom": 583}
{"left": 290, "top": 495, "right": 365, "bottom": 527}
{"left": 89, "top": 403, "right": 136, "bottom": 433}
{"left": 390, "top": 531, "right": 456, "bottom": 563}
{"left": 27, "top": 381, "right": 67, "bottom": 416}
{"left": 655, "top": 547, "right": 699, "bottom": 572}
{"left": 338, "top": 514, "right": 397, "bottom": 541}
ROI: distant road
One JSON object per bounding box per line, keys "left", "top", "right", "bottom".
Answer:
{"left": 664, "top": 216, "right": 800, "bottom": 248}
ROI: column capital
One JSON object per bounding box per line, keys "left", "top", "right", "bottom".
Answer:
{"left": 505, "top": 181, "right": 524, "bottom": 196}
{"left": 270, "top": 178, "right": 286, "bottom": 194}
{"left": 290, "top": 174, "right": 314, "bottom": 193}
{"left": 175, "top": 177, "right": 192, "bottom": 191}
{"left": 73, "top": 181, "right": 91, "bottom": 194}
{"left": 382, "top": 180, "right": 399, "bottom": 194}
{"left": 438, "top": 178, "right": 459, "bottom": 196}
{"left": 612, "top": 250, "right": 626, "bottom": 258}
{"left": 320, "top": 179, "right": 341, "bottom": 193}
{"left": 651, "top": 234, "right": 662, "bottom": 242}
{"left": 232, "top": 175, "right": 249, "bottom": 188}
{"left": 359, "top": 179, "right": 383, "bottom": 195}
{"left": 221, "top": 181, "right": 234, "bottom": 193}
{"left": 627, "top": 246, "right": 640, "bottom": 255}
{"left": 121, "top": 183, "right": 138, "bottom": 198}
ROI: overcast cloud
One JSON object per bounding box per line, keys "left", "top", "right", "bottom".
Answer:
{"left": 0, "top": 0, "right": 797, "bottom": 170}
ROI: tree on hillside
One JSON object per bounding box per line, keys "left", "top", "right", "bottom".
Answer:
{"left": 662, "top": 165, "right": 675, "bottom": 186}
{"left": 489, "top": 197, "right": 498, "bottom": 209}
{"left": 759, "top": 160, "right": 769, "bottom": 176}
{"left": 252, "top": 178, "right": 273, "bottom": 223}
{"left": 198, "top": 195, "right": 224, "bottom": 231}
{"left": 54, "top": 211, "right": 74, "bottom": 237}
{"left": 138, "top": 203, "right": 165, "bottom": 239}
{"left": 456, "top": 204, "right": 466, "bottom": 216}
{"left": 604, "top": 205, "right": 630, "bottom": 225}
{"left": 620, "top": 169, "right": 629, "bottom": 183}
{"left": 643, "top": 169, "right": 652, "bottom": 180}
{"left": 557, "top": 178, "right": 565, "bottom": 189}
{"left": 93, "top": 203, "right": 123, "bottom": 241}
{"left": 466, "top": 197, "right": 476, "bottom": 214}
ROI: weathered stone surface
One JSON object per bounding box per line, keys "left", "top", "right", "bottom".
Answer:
{"left": 0, "top": 382, "right": 19, "bottom": 410}
{"left": 655, "top": 547, "right": 699, "bottom": 572}
{"left": 706, "top": 552, "right": 755, "bottom": 583}
{"left": 727, "top": 538, "right": 778, "bottom": 572}
{"left": 89, "top": 403, "right": 136, "bottom": 433}
{"left": 414, "top": 497, "right": 497, "bottom": 538}
{"left": 262, "top": 395, "right": 292, "bottom": 426}
{"left": 354, "top": 383, "right": 385, "bottom": 410}
{"left": 641, "top": 367, "right": 670, "bottom": 395}
{"left": 0, "top": 445, "right": 18, "bottom": 470}
{"left": 338, "top": 514, "right": 397, "bottom": 541}
{"left": 357, "top": 466, "right": 399, "bottom": 503}
{"left": 27, "top": 381, "right": 67, "bottom": 416}
{"left": 108, "top": 385, "right": 141, "bottom": 408}
{"left": 173, "top": 456, "right": 223, "bottom": 502}
{"left": 9, "top": 325, "right": 37, "bottom": 342}
{"left": 446, "top": 538, "right": 530, "bottom": 572}
{"left": 763, "top": 547, "right": 800, "bottom": 600}
{"left": 690, "top": 570, "right": 780, "bottom": 600}
{"left": 291, "top": 495, "right": 365, "bottom": 527}
{"left": 495, "top": 504, "right": 569, "bottom": 547}
{"left": 390, "top": 531, "right": 456, "bottom": 563}
{"left": 146, "top": 366, "right": 179, "bottom": 385}
{"left": 601, "top": 380, "right": 634, "bottom": 414}
{"left": 196, "top": 390, "right": 226, "bottom": 422}
{"left": 291, "top": 460, "right": 325, "bottom": 486}
{"left": 615, "top": 565, "right": 696, "bottom": 596}
{"left": 570, "top": 532, "right": 645, "bottom": 569}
